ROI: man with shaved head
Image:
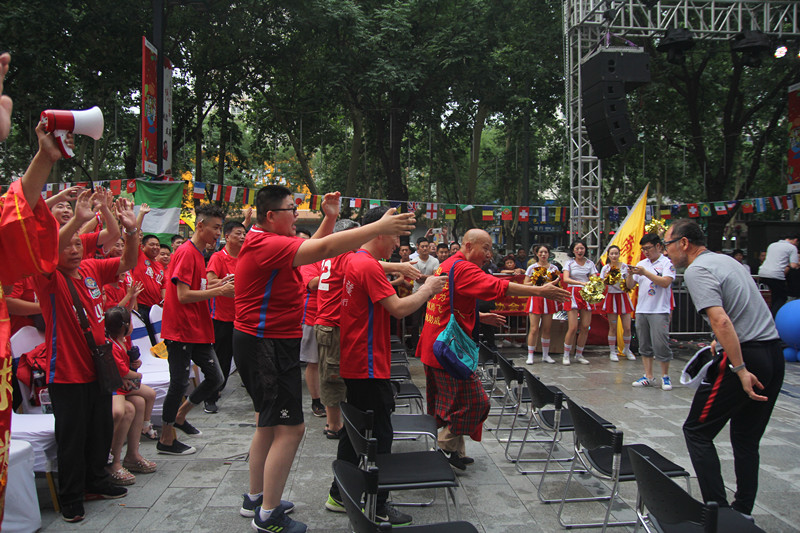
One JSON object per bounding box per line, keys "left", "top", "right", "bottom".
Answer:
{"left": 416, "top": 229, "right": 569, "bottom": 468}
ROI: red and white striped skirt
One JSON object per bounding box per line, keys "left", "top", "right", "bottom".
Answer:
{"left": 526, "top": 296, "right": 561, "bottom": 315}
{"left": 603, "top": 292, "right": 634, "bottom": 315}
{"left": 563, "top": 286, "right": 593, "bottom": 311}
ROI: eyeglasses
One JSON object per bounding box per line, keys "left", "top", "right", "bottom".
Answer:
{"left": 663, "top": 237, "right": 681, "bottom": 247}
{"left": 270, "top": 206, "right": 298, "bottom": 214}
{"left": 640, "top": 245, "right": 655, "bottom": 252}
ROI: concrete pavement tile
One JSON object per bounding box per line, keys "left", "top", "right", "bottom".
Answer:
{"left": 131, "top": 487, "right": 215, "bottom": 531}
{"left": 170, "top": 459, "right": 230, "bottom": 488}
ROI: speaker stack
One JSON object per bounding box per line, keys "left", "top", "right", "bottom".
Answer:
{"left": 581, "top": 49, "right": 650, "bottom": 159}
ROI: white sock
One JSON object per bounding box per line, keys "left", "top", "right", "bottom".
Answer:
{"left": 608, "top": 336, "right": 617, "bottom": 355}
{"left": 541, "top": 338, "right": 550, "bottom": 357}
{"left": 623, "top": 336, "right": 632, "bottom": 351}
{"left": 564, "top": 344, "right": 572, "bottom": 358}
{"left": 576, "top": 346, "right": 584, "bottom": 358}
{"left": 247, "top": 492, "right": 262, "bottom": 501}
{"left": 259, "top": 507, "right": 274, "bottom": 521}
{"left": 527, "top": 346, "right": 535, "bottom": 357}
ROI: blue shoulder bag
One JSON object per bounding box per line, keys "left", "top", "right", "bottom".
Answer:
{"left": 433, "top": 260, "right": 479, "bottom": 380}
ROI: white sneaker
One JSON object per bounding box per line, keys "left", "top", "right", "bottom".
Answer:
{"left": 542, "top": 354, "right": 556, "bottom": 364}
{"left": 562, "top": 355, "right": 571, "bottom": 366}
{"left": 624, "top": 349, "right": 636, "bottom": 360}
{"left": 661, "top": 376, "right": 673, "bottom": 391}
{"left": 526, "top": 355, "right": 535, "bottom": 365}
{"left": 609, "top": 353, "right": 619, "bottom": 362}
{"left": 575, "top": 355, "right": 590, "bottom": 365}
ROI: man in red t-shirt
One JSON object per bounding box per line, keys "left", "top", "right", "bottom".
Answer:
{"left": 204, "top": 220, "right": 245, "bottom": 414}
{"left": 34, "top": 193, "right": 139, "bottom": 521}
{"left": 157, "top": 204, "right": 234, "bottom": 456}
{"left": 324, "top": 207, "right": 445, "bottom": 525}
{"left": 416, "top": 229, "right": 568, "bottom": 470}
{"left": 131, "top": 233, "right": 165, "bottom": 344}
{"left": 232, "top": 185, "right": 415, "bottom": 533}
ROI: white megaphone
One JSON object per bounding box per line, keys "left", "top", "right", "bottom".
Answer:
{"left": 40, "top": 106, "right": 104, "bottom": 159}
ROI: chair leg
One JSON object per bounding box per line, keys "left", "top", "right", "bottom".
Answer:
{"left": 46, "top": 471, "right": 60, "bottom": 513}
{"left": 556, "top": 456, "right": 636, "bottom": 529}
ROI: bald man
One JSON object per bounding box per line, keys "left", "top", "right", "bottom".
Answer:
{"left": 416, "top": 229, "right": 569, "bottom": 468}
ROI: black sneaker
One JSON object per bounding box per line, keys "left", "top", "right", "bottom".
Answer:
{"left": 156, "top": 440, "right": 197, "bottom": 455}
{"left": 252, "top": 502, "right": 307, "bottom": 533}
{"left": 204, "top": 401, "right": 219, "bottom": 414}
{"left": 85, "top": 484, "right": 127, "bottom": 500}
{"left": 459, "top": 454, "right": 475, "bottom": 465}
{"left": 174, "top": 420, "right": 202, "bottom": 435}
{"left": 61, "top": 502, "right": 85, "bottom": 522}
{"left": 439, "top": 449, "right": 467, "bottom": 470}
{"left": 311, "top": 402, "right": 326, "bottom": 417}
{"left": 375, "top": 505, "right": 413, "bottom": 526}
{"left": 240, "top": 493, "right": 295, "bottom": 518}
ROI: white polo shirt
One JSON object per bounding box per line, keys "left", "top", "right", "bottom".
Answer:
{"left": 633, "top": 254, "right": 675, "bottom": 314}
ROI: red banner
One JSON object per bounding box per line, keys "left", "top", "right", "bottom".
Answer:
{"left": 789, "top": 82, "right": 800, "bottom": 193}
{"left": 142, "top": 37, "right": 173, "bottom": 177}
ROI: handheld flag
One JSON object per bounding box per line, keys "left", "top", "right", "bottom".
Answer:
{"left": 134, "top": 180, "right": 184, "bottom": 244}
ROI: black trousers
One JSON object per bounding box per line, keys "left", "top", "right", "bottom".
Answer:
{"left": 48, "top": 382, "right": 113, "bottom": 506}
{"left": 162, "top": 341, "right": 223, "bottom": 424}
{"left": 760, "top": 278, "right": 788, "bottom": 317}
{"left": 330, "top": 378, "right": 395, "bottom": 509}
{"left": 683, "top": 340, "right": 784, "bottom": 515}
{"left": 211, "top": 319, "right": 234, "bottom": 402}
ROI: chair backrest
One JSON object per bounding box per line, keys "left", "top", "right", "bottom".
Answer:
{"left": 478, "top": 342, "right": 498, "bottom": 365}
{"left": 130, "top": 311, "right": 153, "bottom": 351}
{"left": 522, "top": 368, "right": 559, "bottom": 410}
{"left": 332, "top": 460, "right": 391, "bottom": 533}
{"left": 495, "top": 353, "right": 522, "bottom": 394}
{"left": 628, "top": 447, "right": 710, "bottom": 530}
{"left": 340, "top": 402, "right": 376, "bottom": 461}
{"left": 149, "top": 304, "right": 163, "bottom": 343}
{"left": 9, "top": 326, "right": 45, "bottom": 362}
{"left": 565, "top": 398, "right": 619, "bottom": 452}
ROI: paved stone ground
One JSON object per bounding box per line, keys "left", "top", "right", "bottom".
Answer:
{"left": 35, "top": 342, "right": 800, "bottom": 532}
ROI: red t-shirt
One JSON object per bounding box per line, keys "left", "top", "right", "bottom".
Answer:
{"left": 9, "top": 277, "right": 38, "bottom": 335}
{"left": 80, "top": 232, "right": 102, "bottom": 260}
{"left": 207, "top": 248, "right": 237, "bottom": 322}
{"left": 415, "top": 252, "right": 510, "bottom": 369}
{"left": 300, "top": 261, "right": 321, "bottom": 326}
{"left": 234, "top": 227, "right": 304, "bottom": 338}
{"left": 131, "top": 249, "right": 165, "bottom": 307}
{"left": 340, "top": 250, "right": 397, "bottom": 379}
{"left": 110, "top": 339, "right": 131, "bottom": 395}
{"left": 34, "top": 258, "right": 121, "bottom": 384}
{"left": 315, "top": 251, "right": 354, "bottom": 327}
{"left": 161, "top": 241, "right": 214, "bottom": 344}
{"left": 103, "top": 271, "right": 133, "bottom": 309}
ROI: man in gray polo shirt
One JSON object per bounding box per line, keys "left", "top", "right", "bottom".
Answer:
{"left": 664, "top": 219, "right": 784, "bottom": 521}
{"left": 757, "top": 233, "right": 799, "bottom": 316}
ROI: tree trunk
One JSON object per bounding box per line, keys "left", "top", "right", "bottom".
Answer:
{"left": 217, "top": 90, "right": 229, "bottom": 204}
{"left": 465, "top": 102, "right": 489, "bottom": 227}
{"left": 275, "top": 110, "right": 318, "bottom": 196}
{"left": 195, "top": 92, "right": 203, "bottom": 184}
{"left": 344, "top": 105, "right": 363, "bottom": 198}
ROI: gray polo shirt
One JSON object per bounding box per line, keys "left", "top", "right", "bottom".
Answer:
{"left": 684, "top": 250, "right": 779, "bottom": 344}
{"left": 412, "top": 255, "right": 439, "bottom": 293}
{"left": 757, "top": 240, "right": 799, "bottom": 280}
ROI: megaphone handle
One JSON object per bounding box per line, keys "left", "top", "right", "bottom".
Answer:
{"left": 54, "top": 130, "right": 74, "bottom": 159}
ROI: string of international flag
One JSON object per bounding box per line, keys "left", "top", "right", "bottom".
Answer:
{"left": 35, "top": 178, "right": 800, "bottom": 223}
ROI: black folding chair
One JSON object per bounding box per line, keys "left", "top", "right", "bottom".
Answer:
{"left": 391, "top": 412, "right": 438, "bottom": 449}
{"left": 333, "top": 460, "right": 479, "bottom": 533}
{"left": 557, "top": 398, "right": 691, "bottom": 530}
{"left": 486, "top": 354, "right": 531, "bottom": 444}
{"left": 476, "top": 341, "right": 501, "bottom": 397}
{"left": 628, "top": 448, "right": 765, "bottom": 533}
{"left": 340, "top": 402, "right": 460, "bottom": 519}
{"left": 391, "top": 380, "right": 424, "bottom": 413}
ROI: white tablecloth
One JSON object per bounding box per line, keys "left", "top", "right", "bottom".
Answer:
{"left": 10, "top": 412, "right": 57, "bottom": 472}
{"left": 2, "top": 440, "right": 41, "bottom": 533}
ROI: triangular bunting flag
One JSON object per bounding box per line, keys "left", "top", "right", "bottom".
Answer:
{"left": 481, "top": 207, "right": 494, "bottom": 221}
{"left": 425, "top": 203, "right": 438, "bottom": 219}
{"left": 713, "top": 202, "right": 727, "bottom": 215}
{"left": 688, "top": 203, "right": 699, "bottom": 218}
{"left": 741, "top": 200, "right": 754, "bottom": 214}
{"left": 660, "top": 207, "right": 671, "bottom": 220}
{"left": 699, "top": 203, "right": 712, "bottom": 217}
{"left": 349, "top": 198, "right": 362, "bottom": 208}
{"left": 109, "top": 180, "right": 122, "bottom": 195}
{"left": 444, "top": 205, "right": 457, "bottom": 220}
{"left": 460, "top": 204, "right": 474, "bottom": 212}
{"left": 310, "top": 194, "right": 323, "bottom": 210}
{"left": 369, "top": 199, "right": 380, "bottom": 209}
{"left": 500, "top": 207, "right": 512, "bottom": 221}
{"left": 293, "top": 193, "right": 305, "bottom": 205}
{"left": 126, "top": 179, "right": 137, "bottom": 194}
{"left": 247, "top": 188, "right": 256, "bottom": 205}
{"left": 518, "top": 207, "right": 529, "bottom": 222}
{"left": 193, "top": 182, "right": 206, "bottom": 200}
{"left": 755, "top": 197, "right": 767, "bottom": 213}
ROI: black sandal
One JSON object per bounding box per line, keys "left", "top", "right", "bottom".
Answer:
{"left": 323, "top": 426, "right": 344, "bottom": 439}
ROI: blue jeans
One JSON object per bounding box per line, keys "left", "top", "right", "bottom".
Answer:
{"left": 162, "top": 341, "right": 223, "bottom": 424}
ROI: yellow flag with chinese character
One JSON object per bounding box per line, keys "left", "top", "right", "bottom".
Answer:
{"left": 600, "top": 185, "right": 648, "bottom": 353}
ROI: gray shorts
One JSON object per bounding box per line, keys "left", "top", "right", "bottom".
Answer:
{"left": 635, "top": 313, "right": 673, "bottom": 362}
{"left": 299, "top": 324, "right": 319, "bottom": 363}
{"left": 315, "top": 324, "right": 347, "bottom": 407}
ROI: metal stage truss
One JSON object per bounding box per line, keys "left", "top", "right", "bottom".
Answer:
{"left": 564, "top": 0, "right": 800, "bottom": 256}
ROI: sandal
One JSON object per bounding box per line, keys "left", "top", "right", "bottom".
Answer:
{"left": 323, "top": 426, "right": 345, "bottom": 440}
{"left": 108, "top": 467, "right": 136, "bottom": 486}
{"left": 122, "top": 457, "right": 157, "bottom": 474}
{"left": 142, "top": 422, "right": 158, "bottom": 440}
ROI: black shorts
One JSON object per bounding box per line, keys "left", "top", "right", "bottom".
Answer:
{"left": 232, "top": 329, "right": 304, "bottom": 427}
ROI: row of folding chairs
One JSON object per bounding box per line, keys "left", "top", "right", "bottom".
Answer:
{"left": 481, "top": 348, "right": 764, "bottom": 532}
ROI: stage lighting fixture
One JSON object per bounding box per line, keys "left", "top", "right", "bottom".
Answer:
{"left": 731, "top": 30, "right": 772, "bottom": 67}
{"left": 656, "top": 28, "right": 695, "bottom": 65}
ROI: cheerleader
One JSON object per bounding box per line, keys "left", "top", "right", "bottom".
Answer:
{"left": 524, "top": 244, "right": 560, "bottom": 364}
{"left": 600, "top": 245, "right": 636, "bottom": 362}
{"left": 562, "top": 240, "right": 597, "bottom": 365}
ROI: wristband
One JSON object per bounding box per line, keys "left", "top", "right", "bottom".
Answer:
{"left": 729, "top": 362, "right": 746, "bottom": 374}
{"left": 124, "top": 227, "right": 138, "bottom": 236}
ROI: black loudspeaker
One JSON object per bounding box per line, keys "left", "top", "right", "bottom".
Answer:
{"left": 581, "top": 50, "right": 650, "bottom": 90}
{"left": 580, "top": 49, "right": 650, "bottom": 159}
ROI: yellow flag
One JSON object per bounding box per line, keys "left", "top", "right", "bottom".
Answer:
{"left": 600, "top": 186, "right": 648, "bottom": 353}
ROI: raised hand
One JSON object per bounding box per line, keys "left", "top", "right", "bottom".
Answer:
{"left": 73, "top": 190, "right": 95, "bottom": 224}
{"left": 321, "top": 192, "right": 341, "bottom": 218}
{"left": 115, "top": 198, "right": 137, "bottom": 231}
{"left": 0, "top": 52, "right": 13, "bottom": 141}
{"left": 376, "top": 208, "right": 415, "bottom": 236}
{"left": 540, "top": 279, "right": 570, "bottom": 302}
{"left": 35, "top": 120, "right": 74, "bottom": 164}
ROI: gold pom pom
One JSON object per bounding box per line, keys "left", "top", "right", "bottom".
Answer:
{"left": 645, "top": 217, "right": 668, "bottom": 236}
{"left": 580, "top": 275, "right": 606, "bottom": 304}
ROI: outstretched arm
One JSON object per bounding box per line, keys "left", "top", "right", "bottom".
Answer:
{"left": 21, "top": 122, "right": 74, "bottom": 209}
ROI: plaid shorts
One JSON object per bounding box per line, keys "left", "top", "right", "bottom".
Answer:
{"left": 424, "top": 364, "right": 489, "bottom": 440}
